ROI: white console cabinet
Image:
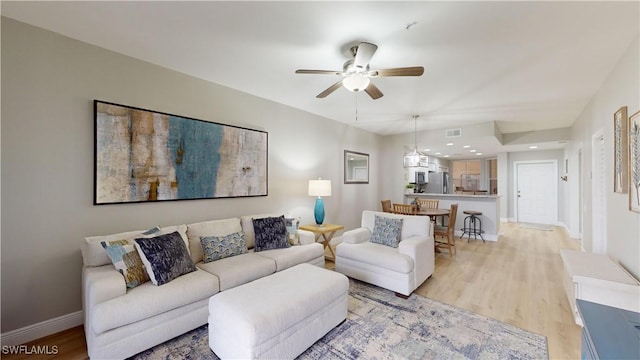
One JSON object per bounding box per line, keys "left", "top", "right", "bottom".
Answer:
{"left": 560, "top": 249, "right": 640, "bottom": 326}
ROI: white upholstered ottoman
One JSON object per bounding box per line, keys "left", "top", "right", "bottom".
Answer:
{"left": 208, "top": 263, "right": 349, "bottom": 359}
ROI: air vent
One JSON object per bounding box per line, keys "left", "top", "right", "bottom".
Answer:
{"left": 445, "top": 128, "right": 462, "bottom": 137}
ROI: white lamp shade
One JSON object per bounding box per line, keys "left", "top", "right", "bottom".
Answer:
{"left": 343, "top": 74, "right": 370, "bottom": 92}
{"left": 308, "top": 179, "right": 332, "bottom": 197}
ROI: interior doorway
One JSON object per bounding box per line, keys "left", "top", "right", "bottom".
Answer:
{"left": 514, "top": 160, "right": 558, "bottom": 224}
{"left": 591, "top": 131, "right": 606, "bottom": 253}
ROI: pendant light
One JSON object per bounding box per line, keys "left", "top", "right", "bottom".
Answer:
{"left": 403, "top": 115, "right": 422, "bottom": 167}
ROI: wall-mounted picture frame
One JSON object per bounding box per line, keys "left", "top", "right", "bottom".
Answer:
{"left": 614, "top": 106, "right": 628, "bottom": 193}
{"left": 94, "top": 100, "right": 268, "bottom": 205}
{"left": 629, "top": 110, "right": 640, "bottom": 213}
{"left": 344, "top": 150, "right": 369, "bottom": 184}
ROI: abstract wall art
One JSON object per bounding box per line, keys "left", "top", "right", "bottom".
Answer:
{"left": 614, "top": 106, "right": 628, "bottom": 193}
{"left": 94, "top": 100, "right": 267, "bottom": 205}
{"left": 629, "top": 110, "right": 640, "bottom": 213}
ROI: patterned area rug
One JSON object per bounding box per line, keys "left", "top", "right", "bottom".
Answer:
{"left": 131, "top": 280, "right": 547, "bottom": 360}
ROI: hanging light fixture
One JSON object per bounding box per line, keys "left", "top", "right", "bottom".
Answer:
{"left": 403, "top": 115, "right": 423, "bottom": 167}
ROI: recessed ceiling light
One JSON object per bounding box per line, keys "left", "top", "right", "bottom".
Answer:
{"left": 446, "top": 143, "right": 454, "bottom": 146}
{"left": 470, "top": 149, "right": 477, "bottom": 153}
{"left": 435, "top": 152, "right": 441, "bottom": 155}
{"left": 463, "top": 145, "right": 470, "bottom": 148}
{"left": 476, "top": 153, "right": 483, "bottom": 155}
{"left": 529, "top": 145, "right": 538, "bottom": 149}
{"left": 423, "top": 148, "right": 431, "bottom": 152}
{"left": 444, "top": 155, "right": 450, "bottom": 158}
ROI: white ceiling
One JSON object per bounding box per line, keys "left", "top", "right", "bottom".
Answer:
{"left": 3, "top": 1, "right": 639, "bottom": 158}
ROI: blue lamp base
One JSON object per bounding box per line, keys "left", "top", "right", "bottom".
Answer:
{"left": 314, "top": 197, "right": 325, "bottom": 225}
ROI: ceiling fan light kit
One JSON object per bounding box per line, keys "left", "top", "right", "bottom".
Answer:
{"left": 295, "top": 41, "right": 424, "bottom": 100}
{"left": 343, "top": 73, "right": 370, "bottom": 92}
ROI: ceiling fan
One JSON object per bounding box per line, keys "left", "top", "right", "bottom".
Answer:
{"left": 295, "top": 42, "right": 424, "bottom": 100}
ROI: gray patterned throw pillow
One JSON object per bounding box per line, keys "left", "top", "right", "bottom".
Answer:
{"left": 134, "top": 231, "right": 196, "bottom": 286}
{"left": 370, "top": 215, "right": 403, "bottom": 248}
{"left": 200, "top": 231, "right": 248, "bottom": 263}
{"left": 252, "top": 216, "right": 290, "bottom": 252}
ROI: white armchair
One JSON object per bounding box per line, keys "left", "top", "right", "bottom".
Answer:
{"left": 334, "top": 210, "right": 434, "bottom": 297}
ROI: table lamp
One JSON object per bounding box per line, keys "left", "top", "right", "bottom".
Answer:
{"left": 308, "top": 178, "right": 332, "bottom": 226}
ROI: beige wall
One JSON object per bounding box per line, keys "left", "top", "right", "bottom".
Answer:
{"left": 1, "top": 18, "right": 381, "bottom": 332}
{"left": 2, "top": 16, "right": 639, "bottom": 337}
{"left": 568, "top": 36, "right": 640, "bottom": 278}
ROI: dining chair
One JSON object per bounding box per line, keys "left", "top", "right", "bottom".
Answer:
{"left": 434, "top": 203, "right": 458, "bottom": 257}
{"left": 392, "top": 203, "right": 417, "bottom": 215}
{"left": 381, "top": 200, "right": 392, "bottom": 213}
{"left": 417, "top": 199, "right": 439, "bottom": 209}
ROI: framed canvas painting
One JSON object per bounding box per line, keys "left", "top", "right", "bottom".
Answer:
{"left": 94, "top": 100, "right": 268, "bottom": 205}
{"left": 629, "top": 110, "right": 640, "bottom": 213}
{"left": 614, "top": 106, "right": 628, "bottom": 193}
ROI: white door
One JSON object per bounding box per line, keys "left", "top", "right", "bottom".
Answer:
{"left": 515, "top": 161, "right": 558, "bottom": 224}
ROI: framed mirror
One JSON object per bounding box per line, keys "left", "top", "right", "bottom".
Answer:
{"left": 344, "top": 150, "right": 369, "bottom": 184}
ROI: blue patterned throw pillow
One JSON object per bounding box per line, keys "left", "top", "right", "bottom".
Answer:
{"left": 370, "top": 215, "right": 403, "bottom": 248}
{"left": 100, "top": 226, "right": 161, "bottom": 288}
{"left": 200, "top": 232, "right": 248, "bottom": 263}
{"left": 134, "top": 231, "right": 196, "bottom": 286}
{"left": 252, "top": 216, "right": 290, "bottom": 252}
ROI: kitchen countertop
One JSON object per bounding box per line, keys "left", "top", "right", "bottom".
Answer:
{"left": 404, "top": 193, "right": 500, "bottom": 199}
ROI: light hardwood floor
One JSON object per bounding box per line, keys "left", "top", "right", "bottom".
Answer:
{"left": 415, "top": 222, "right": 582, "bottom": 359}
{"left": 4, "top": 222, "right": 581, "bottom": 359}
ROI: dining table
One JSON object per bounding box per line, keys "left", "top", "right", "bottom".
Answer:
{"left": 416, "top": 208, "right": 450, "bottom": 224}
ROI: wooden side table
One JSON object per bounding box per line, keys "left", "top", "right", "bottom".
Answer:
{"left": 299, "top": 224, "right": 344, "bottom": 261}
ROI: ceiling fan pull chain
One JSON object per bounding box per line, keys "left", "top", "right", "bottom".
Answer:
{"left": 355, "top": 93, "right": 359, "bottom": 121}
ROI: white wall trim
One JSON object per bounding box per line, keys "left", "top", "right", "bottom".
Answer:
{"left": 0, "top": 311, "right": 83, "bottom": 346}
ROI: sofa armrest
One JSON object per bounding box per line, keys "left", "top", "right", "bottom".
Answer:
{"left": 343, "top": 228, "right": 371, "bottom": 244}
{"left": 298, "top": 229, "right": 315, "bottom": 245}
{"left": 399, "top": 235, "right": 435, "bottom": 284}
{"left": 83, "top": 265, "right": 126, "bottom": 309}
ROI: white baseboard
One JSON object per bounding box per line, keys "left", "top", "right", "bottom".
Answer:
{"left": 0, "top": 311, "right": 83, "bottom": 346}
{"left": 453, "top": 230, "right": 498, "bottom": 242}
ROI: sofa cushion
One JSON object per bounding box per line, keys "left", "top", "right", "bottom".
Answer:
{"left": 91, "top": 268, "right": 219, "bottom": 334}
{"left": 83, "top": 227, "right": 160, "bottom": 267}
{"left": 370, "top": 215, "right": 403, "bottom": 248}
{"left": 252, "top": 216, "right": 290, "bottom": 252}
{"left": 254, "top": 243, "right": 324, "bottom": 271}
{"left": 336, "top": 241, "right": 414, "bottom": 274}
{"left": 361, "top": 210, "right": 430, "bottom": 241}
{"left": 187, "top": 218, "right": 242, "bottom": 264}
{"left": 135, "top": 232, "right": 197, "bottom": 286}
{"left": 82, "top": 225, "right": 189, "bottom": 268}
{"left": 196, "top": 253, "right": 276, "bottom": 291}
{"left": 240, "top": 213, "right": 279, "bottom": 249}
{"left": 201, "top": 231, "right": 248, "bottom": 263}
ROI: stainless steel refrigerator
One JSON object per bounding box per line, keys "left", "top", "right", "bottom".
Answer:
{"left": 425, "top": 172, "right": 451, "bottom": 194}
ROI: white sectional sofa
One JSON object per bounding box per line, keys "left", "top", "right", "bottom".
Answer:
{"left": 81, "top": 214, "right": 324, "bottom": 359}
{"left": 334, "top": 210, "right": 434, "bottom": 297}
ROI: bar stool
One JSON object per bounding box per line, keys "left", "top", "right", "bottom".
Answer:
{"left": 461, "top": 210, "right": 485, "bottom": 242}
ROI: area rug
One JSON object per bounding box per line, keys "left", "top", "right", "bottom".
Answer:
{"left": 519, "top": 223, "right": 553, "bottom": 231}
{"left": 131, "top": 280, "right": 547, "bottom": 360}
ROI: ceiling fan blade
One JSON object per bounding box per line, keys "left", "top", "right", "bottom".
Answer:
{"left": 364, "top": 82, "right": 384, "bottom": 100}
{"left": 295, "top": 69, "right": 342, "bottom": 75}
{"left": 374, "top": 66, "right": 424, "bottom": 77}
{"left": 317, "top": 80, "right": 344, "bottom": 98}
{"left": 353, "top": 42, "right": 378, "bottom": 69}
